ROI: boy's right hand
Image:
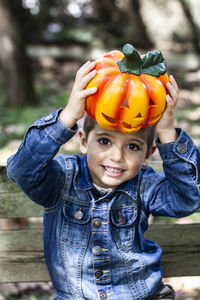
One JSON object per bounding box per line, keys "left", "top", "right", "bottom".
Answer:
{"left": 59, "top": 61, "right": 97, "bottom": 128}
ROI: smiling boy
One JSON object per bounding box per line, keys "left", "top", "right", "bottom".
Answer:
{"left": 7, "top": 61, "right": 200, "bottom": 300}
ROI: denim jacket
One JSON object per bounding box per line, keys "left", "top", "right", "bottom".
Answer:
{"left": 7, "top": 109, "right": 200, "bottom": 300}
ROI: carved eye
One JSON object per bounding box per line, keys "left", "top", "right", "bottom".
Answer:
{"left": 149, "top": 98, "right": 156, "bottom": 107}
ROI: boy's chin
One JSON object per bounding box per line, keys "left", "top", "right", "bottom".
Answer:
{"left": 99, "top": 176, "right": 125, "bottom": 188}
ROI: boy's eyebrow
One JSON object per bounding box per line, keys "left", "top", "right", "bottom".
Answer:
{"left": 95, "top": 132, "right": 145, "bottom": 145}
{"left": 129, "top": 138, "right": 145, "bottom": 145}
{"left": 95, "top": 132, "right": 111, "bottom": 137}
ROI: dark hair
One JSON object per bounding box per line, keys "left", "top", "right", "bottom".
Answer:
{"left": 83, "top": 114, "right": 155, "bottom": 151}
{"left": 83, "top": 114, "right": 96, "bottom": 137}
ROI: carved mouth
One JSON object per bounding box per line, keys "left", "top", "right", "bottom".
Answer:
{"left": 101, "top": 113, "right": 118, "bottom": 124}
{"left": 121, "top": 122, "right": 132, "bottom": 129}
{"left": 101, "top": 112, "right": 143, "bottom": 129}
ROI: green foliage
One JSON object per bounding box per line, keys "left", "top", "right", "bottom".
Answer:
{"left": 55, "top": 28, "right": 95, "bottom": 45}
{"left": 0, "top": 81, "right": 70, "bottom": 148}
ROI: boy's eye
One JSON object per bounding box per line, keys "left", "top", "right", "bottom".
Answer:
{"left": 127, "top": 143, "right": 140, "bottom": 151}
{"left": 97, "top": 138, "right": 111, "bottom": 145}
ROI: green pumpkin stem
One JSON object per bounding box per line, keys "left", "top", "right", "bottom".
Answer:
{"left": 117, "top": 44, "right": 142, "bottom": 76}
{"left": 117, "top": 43, "right": 167, "bottom": 77}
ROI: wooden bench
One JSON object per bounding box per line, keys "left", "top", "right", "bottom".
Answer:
{"left": 0, "top": 163, "right": 200, "bottom": 283}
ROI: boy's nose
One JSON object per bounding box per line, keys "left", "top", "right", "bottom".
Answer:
{"left": 110, "top": 146, "right": 123, "bottom": 162}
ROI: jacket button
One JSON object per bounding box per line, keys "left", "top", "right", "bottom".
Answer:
{"left": 177, "top": 142, "right": 187, "bottom": 154}
{"left": 92, "top": 246, "right": 102, "bottom": 256}
{"left": 118, "top": 214, "right": 127, "bottom": 225}
{"left": 43, "top": 113, "right": 53, "bottom": 121}
{"left": 74, "top": 210, "right": 83, "bottom": 220}
{"left": 93, "top": 218, "right": 102, "bottom": 228}
{"left": 118, "top": 211, "right": 127, "bottom": 225}
{"left": 99, "top": 291, "right": 107, "bottom": 299}
{"left": 94, "top": 269, "right": 103, "bottom": 278}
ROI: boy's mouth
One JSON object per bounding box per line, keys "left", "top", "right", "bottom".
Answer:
{"left": 103, "top": 166, "right": 124, "bottom": 177}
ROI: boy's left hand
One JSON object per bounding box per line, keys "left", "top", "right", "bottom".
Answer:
{"left": 156, "top": 75, "right": 179, "bottom": 143}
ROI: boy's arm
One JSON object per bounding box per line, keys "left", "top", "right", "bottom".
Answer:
{"left": 142, "top": 76, "right": 200, "bottom": 217}
{"left": 145, "top": 129, "right": 200, "bottom": 217}
{"left": 7, "top": 61, "right": 97, "bottom": 207}
{"left": 7, "top": 111, "right": 76, "bottom": 207}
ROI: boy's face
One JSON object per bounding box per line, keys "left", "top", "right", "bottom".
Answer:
{"left": 79, "top": 124, "right": 154, "bottom": 189}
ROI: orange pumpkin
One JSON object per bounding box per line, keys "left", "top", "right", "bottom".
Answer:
{"left": 86, "top": 43, "right": 169, "bottom": 133}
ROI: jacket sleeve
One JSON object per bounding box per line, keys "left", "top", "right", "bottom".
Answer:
{"left": 141, "top": 129, "right": 200, "bottom": 218}
{"left": 7, "top": 109, "right": 78, "bottom": 207}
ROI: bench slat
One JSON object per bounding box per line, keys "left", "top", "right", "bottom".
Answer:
{"left": 0, "top": 224, "right": 200, "bottom": 282}
{"left": 0, "top": 166, "right": 43, "bottom": 218}
{"left": 0, "top": 228, "right": 50, "bottom": 282}
{"left": 0, "top": 262, "right": 50, "bottom": 282}
{"left": 145, "top": 223, "right": 200, "bottom": 277}
{"left": 0, "top": 229, "right": 43, "bottom": 251}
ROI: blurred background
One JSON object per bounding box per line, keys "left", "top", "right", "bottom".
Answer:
{"left": 0, "top": 0, "right": 200, "bottom": 299}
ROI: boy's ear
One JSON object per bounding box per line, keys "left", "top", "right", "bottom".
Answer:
{"left": 143, "top": 145, "right": 157, "bottom": 167}
{"left": 78, "top": 129, "right": 88, "bottom": 154}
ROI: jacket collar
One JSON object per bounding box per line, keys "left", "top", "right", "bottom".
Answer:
{"left": 75, "top": 155, "right": 94, "bottom": 190}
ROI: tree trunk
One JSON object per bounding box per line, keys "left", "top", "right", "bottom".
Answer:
{"left": 179, "top": 0, "right": 200, "bottom": 54}
{"left": 0, "top": 0, "right": 36, "bottom": 106}
{"left": 92, "top": 0, "right": 153, "bottom": 49}
{"left": 127, "top": 0, "right": 154, "bottom": 49}
{"left": 178, "top": 0, "right": 200, "bottom": 54}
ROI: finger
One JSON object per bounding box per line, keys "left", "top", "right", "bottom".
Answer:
{"left": 80, "top": 87, "right": 97, "bottom": 98}
{"left": 76, "top": 61, "right": 96, "bottom": 80}
{"left": 79, "top": 69, "right": 97, "bottom": 89}
{"left": 166, "top": 94, "right": 176, "bottom": 114}
{"left": 169, "top": 75, "right": 179, "bottom": 93}
{"left": 166, "top": 82, "right": 178, "bottom": 103}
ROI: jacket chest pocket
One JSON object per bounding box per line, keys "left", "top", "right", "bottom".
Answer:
{"left": 111, "top": 206, "right": 138, "bottom": 251}
{"left": 61, "top": 201, "right": 91, "bottom": 247}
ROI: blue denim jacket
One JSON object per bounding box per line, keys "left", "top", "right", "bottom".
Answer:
{"left": 7, "top": 109, "right": 200, "bottom": 300}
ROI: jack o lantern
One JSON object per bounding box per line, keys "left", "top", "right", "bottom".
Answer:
{"left": 86, "top": 43, "right": 169, "bottom": 133}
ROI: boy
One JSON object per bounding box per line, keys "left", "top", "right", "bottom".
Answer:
{"left": 7, "top": 61, "right": 200, "bottom": 300}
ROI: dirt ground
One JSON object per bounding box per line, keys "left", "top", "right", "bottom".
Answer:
{"left": 0, "top": 277, "right": 200, "bottom": 299}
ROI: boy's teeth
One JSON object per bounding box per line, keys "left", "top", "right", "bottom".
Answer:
{"left": 105, "top": 167, "right": 122, "bottom": 173}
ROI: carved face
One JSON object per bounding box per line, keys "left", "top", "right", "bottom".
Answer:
{"left": 86, "top": 45, "right": 169, "bottom": 133}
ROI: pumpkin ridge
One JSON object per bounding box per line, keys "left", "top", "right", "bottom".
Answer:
{"left": 86, "top": 68, "right": 119, "bottom": 119}
{"left": 95, "top": 74, "right": 128, "bottom": 129}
